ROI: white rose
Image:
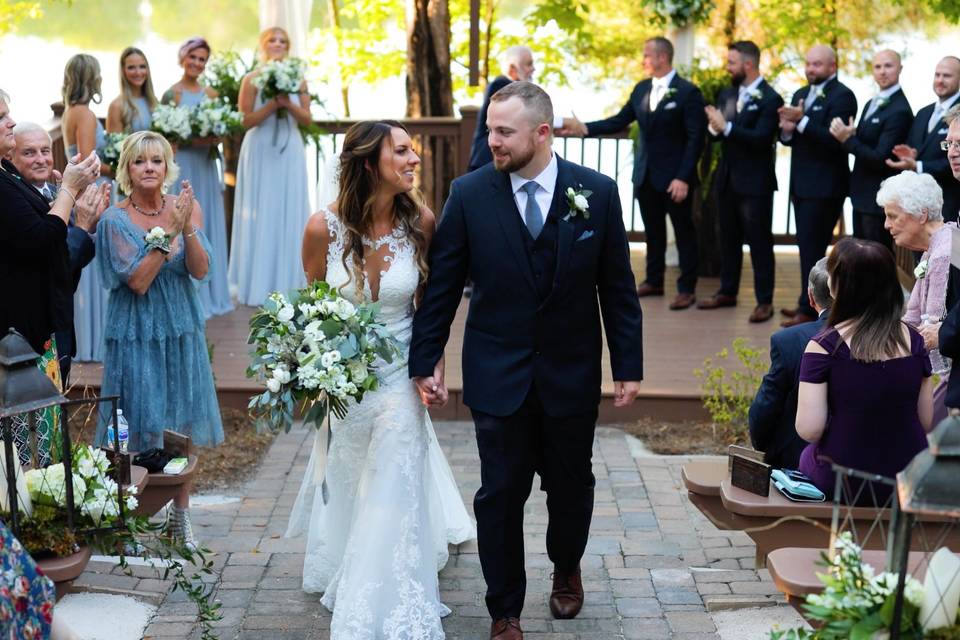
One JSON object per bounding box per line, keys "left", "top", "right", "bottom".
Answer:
{"left": 272, "top": 367, "right": 291, "bottom": 384}
{"left": 574, "top": 194, "right": 589, "bottom": 210}
{"left": 266, "top": 378, "right": 281, "bottom": 393}
{"left": 347, "top": 360, "right": 368, "bottom": 381}
{"left": 277, "top": 305, "right": 295, "bottom": 322}
{"left": 320, "top": 350, "right": 342, "bottom": 368}
{"left": 566, "top": 187, "right": 576, "bottom": 198}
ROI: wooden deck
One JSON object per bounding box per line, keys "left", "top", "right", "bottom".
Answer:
{"left": 69, "top": 249, "right": 806, "bottom": 422}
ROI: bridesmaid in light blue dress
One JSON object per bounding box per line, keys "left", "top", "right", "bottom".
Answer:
{"left": 61, "top": 53, "right": 111, "bottom": 363}
{"left": 163, "top": 37, "right": 233, "bottom": 317}
{"left": 228, "top": 27, "right": 313, "bottom": 306}
{"left": 106, "top": 47, "right": 158, "bottom": 135}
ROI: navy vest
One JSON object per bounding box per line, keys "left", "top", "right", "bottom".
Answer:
{"left": 517, "top": 211, "right": 559, "bottom": 301}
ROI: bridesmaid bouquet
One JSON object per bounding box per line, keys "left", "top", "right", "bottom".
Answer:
{"left": 190, "top": 99, "right": 244, "bottom": 138}
{"left": 151, "top": 103, "right": 193, "bottom": 144}
{"left": 101, "top": 132, "right": 128, "bottom": 173}
{"left": 247, "top": 281, "right": 401, "bottom": 433}
{"left": 251, "top": 57, "right": 305, "bottom": 108}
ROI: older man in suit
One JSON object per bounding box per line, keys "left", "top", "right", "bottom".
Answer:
{"left": 887, "top": 57, "right": 960, "bottom": 222}
{"left": 829, "top": 50, "right": 912, "bottom": 254}
{"left": 778, "top": 45, "right": 857, "bottom": 327}
{"left": 564, "top": 37, "right": 706, "bottom": 309}
{"left": 749, "top": 257, "right": 831, "bottom": 469}
{"left": 11, "top": 121, "right": 105, "bottom": 383}
{"left": 699, "top": 41, "right": 783, "bottom": 323}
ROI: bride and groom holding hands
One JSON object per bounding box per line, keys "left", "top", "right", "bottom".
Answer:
{"left": 286, "top": 80, "right": 644, "bottom": 640}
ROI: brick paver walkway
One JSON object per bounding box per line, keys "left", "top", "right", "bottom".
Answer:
{"left": 99, "top": 422, "right": 786, "bottom": 639}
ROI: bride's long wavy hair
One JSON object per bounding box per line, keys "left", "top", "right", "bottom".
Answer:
{"left": 335, "top": 120, "right": 429, "bottom": 301}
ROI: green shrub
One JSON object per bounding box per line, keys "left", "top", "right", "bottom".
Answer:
{"left": 694, "top": 337, "right": 767, "bottom": 436}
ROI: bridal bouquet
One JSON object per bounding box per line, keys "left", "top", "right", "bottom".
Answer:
{"left": 151, "top": 103, "right": 193, "bottom": 144}
{"left": 101, "top": 132, "right": 127, "bottom": 174}
{"left": 247, "top": 281, "right": 401, "bottom": 432}
{"left": 190, "top": 99, "right": 244, "bottom": 138}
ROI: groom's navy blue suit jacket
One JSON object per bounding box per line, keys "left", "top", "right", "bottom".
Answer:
{"left": 409, "top": 156, "right": 644, "bottom": 417}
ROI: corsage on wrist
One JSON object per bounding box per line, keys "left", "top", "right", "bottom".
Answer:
{"left": 144, "top": 226, "right": 172, "bottom": 254}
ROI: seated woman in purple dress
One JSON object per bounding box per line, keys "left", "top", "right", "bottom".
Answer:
{"left": 795, "top": 237, "right": 934, "bottom": 496}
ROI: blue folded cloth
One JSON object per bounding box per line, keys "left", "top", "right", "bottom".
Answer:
{"left": 771, "top": 469, "right": 826, "bottom": 502}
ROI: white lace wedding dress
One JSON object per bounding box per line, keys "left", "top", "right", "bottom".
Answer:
{"left": 286, "top": 207, "right": 475, "bottom": 639}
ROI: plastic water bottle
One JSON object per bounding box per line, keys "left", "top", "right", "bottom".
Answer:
{"left": 107, "top": 409, "right": 130, "bottom": 453}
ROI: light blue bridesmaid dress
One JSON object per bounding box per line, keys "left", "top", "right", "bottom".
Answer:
{"left": 170, "top": 88, "right": 233, "bottom": 317}
{"left": 69, "top": 117, "right": 108, "bottom": 362}
{"left": 228, "top": 90, "right": 310, "bottom": 306}
{"left": 129, "top": 96, "right": 153, "bottom": 131}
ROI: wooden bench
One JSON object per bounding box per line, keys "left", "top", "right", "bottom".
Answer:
{"left": 768, "top": 547, "right": 941, "bottom": 615}
{"left": 132, "top": 431, "right": 197, "bottom": 517}
{"left": 682, "top": 460, "right": 960, "bottom": 568}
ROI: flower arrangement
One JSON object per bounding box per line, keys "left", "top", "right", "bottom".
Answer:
{"left": 252, "top": 57, "right": 306, "bottom": 105}
{"left": 770, "top": 532, "right": 927, "bottom": 639}
{"left": 565, "top": 185, "right": 592, "bottom": 220}
{"left": 247, "top": 281, "right": 401, "bottom": 432}
{"left": 151, "top": 103, "right": 193, "bottom": 144}
{"left": 190, "top": 99, "right": 244, "bottom": 138}
{"left": 202, "top": 51, "right": 254, "bottom": 108}
{"left": 101, "top": 132, "right": 127, "bottom": 174}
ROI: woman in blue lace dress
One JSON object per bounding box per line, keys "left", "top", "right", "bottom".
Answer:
{"left": 228, "top": 27, "right": 313, "bottom": 306}
{"left": 62, "top": 53, "right": 111, "bottom": 363}
{"left": 106, "top": 47, "right": 157, "bottom": 134}
{"left": 162, "top": 37, "right": 233, "bottom": 318}
{"left": 96, "top": 131, "right": 223, "bottom": 453}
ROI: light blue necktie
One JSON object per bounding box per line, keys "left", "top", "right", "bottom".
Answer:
{"left": 521, "top": 181, "right": 543, "bottom": 240}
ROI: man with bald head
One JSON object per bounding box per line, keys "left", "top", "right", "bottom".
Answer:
{"left": 830, "top": 50, "right": 912, "bottom": 253}
{"left": 888, "top": 56, "right": 960, "bottom": 222}
{"left": 778, "top": 45, "right": 857, "bottom": 327}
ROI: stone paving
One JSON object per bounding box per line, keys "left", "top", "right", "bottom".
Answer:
{"left": 80, "top": 422, "right": 791, "bottom": 639}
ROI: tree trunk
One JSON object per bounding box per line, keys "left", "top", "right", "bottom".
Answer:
{"left": 723, "top": 0, "right": 736, "bottom": 42}
{"left": 406, "top": 0, "right": 455, "bottom": 211}
{"left": 328, "top": 0, "right": 351, "bottom": 116}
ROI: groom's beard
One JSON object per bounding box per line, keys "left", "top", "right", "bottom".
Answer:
{"left": 492, "top": 143, "right": 536, "bottom": 173}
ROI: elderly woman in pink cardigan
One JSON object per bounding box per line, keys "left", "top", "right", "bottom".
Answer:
{"left": 880, "top": 170, "right": 954, "bottom": 420}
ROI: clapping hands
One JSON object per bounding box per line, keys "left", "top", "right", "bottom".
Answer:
{"left": 166, "top": 180, "right": 195, "bottom": 238}
{"left": 886, "top": 144, "right": 919, "bottom": 171}
{"left": 61, "top": 151, "right": 101, "bottom": 195}
{"left": 73, "top": 182, "right": 111, "bottom": 233}
{"left": 828, "top": 116, "right": 856, "bottom": 143}
{"left": 704, "top": 105, "right": 727, "bottom": 132}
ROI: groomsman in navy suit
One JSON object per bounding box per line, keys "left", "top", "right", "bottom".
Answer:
{"left": 699, "top": 41, "right": 783, "bottom": 323}
{"left": 829, "top": 50, "right": 912, "bottom": 255}
{"left": 887, "top": 57, "right": 960, "bottom": 222}
{"left": 566, "top": 37, "right": 706, "bottom": 310}
{"left": 778, "top": 45, "right": 857, "bottom": 327}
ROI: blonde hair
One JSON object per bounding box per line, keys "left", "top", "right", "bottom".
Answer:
{"left": 115, "top": 131, "right": 179, "bottom": 195}
{"left": 118, "top": 47, "right": 159, "bottom": 132}
{"left": 62, "top": 54, "right": 102, "bottom": 106}
{"left": 258, "top": 27, "right": 290, "bottom": 61}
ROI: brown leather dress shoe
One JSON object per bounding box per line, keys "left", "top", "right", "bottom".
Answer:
{"left": 749, "top": 304, "right": 774, "bottom": 323}
{"left": 780, "top": 311, "right": 818, "bottom": 327}
{"left": 780, "top": 307, "right": 799, "bottom": 318}
{"left": 491, "top": 617, "right": 523, "bottom": 639}
{"left": 696, "top": 294, "right": 737, "bottom": 309}
{"left": 669, "top": 292, "right": 696, "bottom": 310}
{"left": 550, "top": 565, "right": 584, "bottom": 619}
{"left": 636, "top": 282, "right": 665, "bottom": 297}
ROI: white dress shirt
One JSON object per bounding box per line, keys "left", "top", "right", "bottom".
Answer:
{"left": 648, "top": 69, "right": 677, "bottom": 112}
{"left": 510, "top": 153, "right": 558, "bottom": 227}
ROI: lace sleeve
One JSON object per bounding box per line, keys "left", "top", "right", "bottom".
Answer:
{"left": 96, "top": 211, "right": 146, "bottom": 290}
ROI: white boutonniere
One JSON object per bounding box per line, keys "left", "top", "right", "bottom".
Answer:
{"left": 915, "top": 259, "right": 929, "bottom": 280}
{"left": 875, "top": 96, "right": 890, "bottom": 110}
{"left": 564, "top": 185, "right": 592, "bottom": 220}
{"left": 663, "top": 87, "right": 678, "bottom": 100}
{"left": 748, "top": 88, "right": 763, "bottom": 102}
{"left": 144, "top": 226, "right": 171, "bottom": 254}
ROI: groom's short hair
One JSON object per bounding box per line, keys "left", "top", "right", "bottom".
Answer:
{"left": 490, "top": 81, "right": 554, "bottom": 127}
{"left": 729, "top": 40, "right": 761, "bottom": 67}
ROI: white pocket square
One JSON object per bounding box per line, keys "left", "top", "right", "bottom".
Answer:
{"left": 812, "top": 105, "right": 823, "bottom": 111}
{"left": 576, "top": 230, "right": 594, "bottom": 242}
{"left": 664, "top": 102, "right": 677, "bottom": 110}
{"left": 746, "top": 104, "right": 759, "bottom": 111}
{"left": 871, "top": 117, "right": 880, "bottom": 123}
{"left": 940, "top": 128, "right": 949, "bottom": 135}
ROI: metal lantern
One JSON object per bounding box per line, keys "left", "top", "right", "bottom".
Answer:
{"left": 0, "top": 328, "right": 65, "bottom": 532}
{"left": 887, "top": 415, "right": 960, "bottom": 638}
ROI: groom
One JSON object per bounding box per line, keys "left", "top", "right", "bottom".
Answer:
{"left": 410, "top": 81, "right": 644, "bottom": 640}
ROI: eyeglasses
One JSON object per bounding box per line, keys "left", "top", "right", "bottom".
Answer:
{"left": 940, "top": 140, "right": 960, "bottom": 152}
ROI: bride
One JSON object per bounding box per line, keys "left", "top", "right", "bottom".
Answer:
{"left": 285, "top": 120, "right": 475, "bottom": 639}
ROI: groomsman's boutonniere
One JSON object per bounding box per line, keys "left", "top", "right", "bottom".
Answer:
{"left": 915, "top": 259, "right": 929, "bottom": 280}
{"left": 663, "top": 87, "right": 678, "bottom": 100}
{"left": 748, "top": 88, "right": 763, "bottom": 102}
{"left": 565, "top": 185, "right": 592, "bottom": 220}
{"left": 875, "top": 96, "right": 890, "bottom": 111}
